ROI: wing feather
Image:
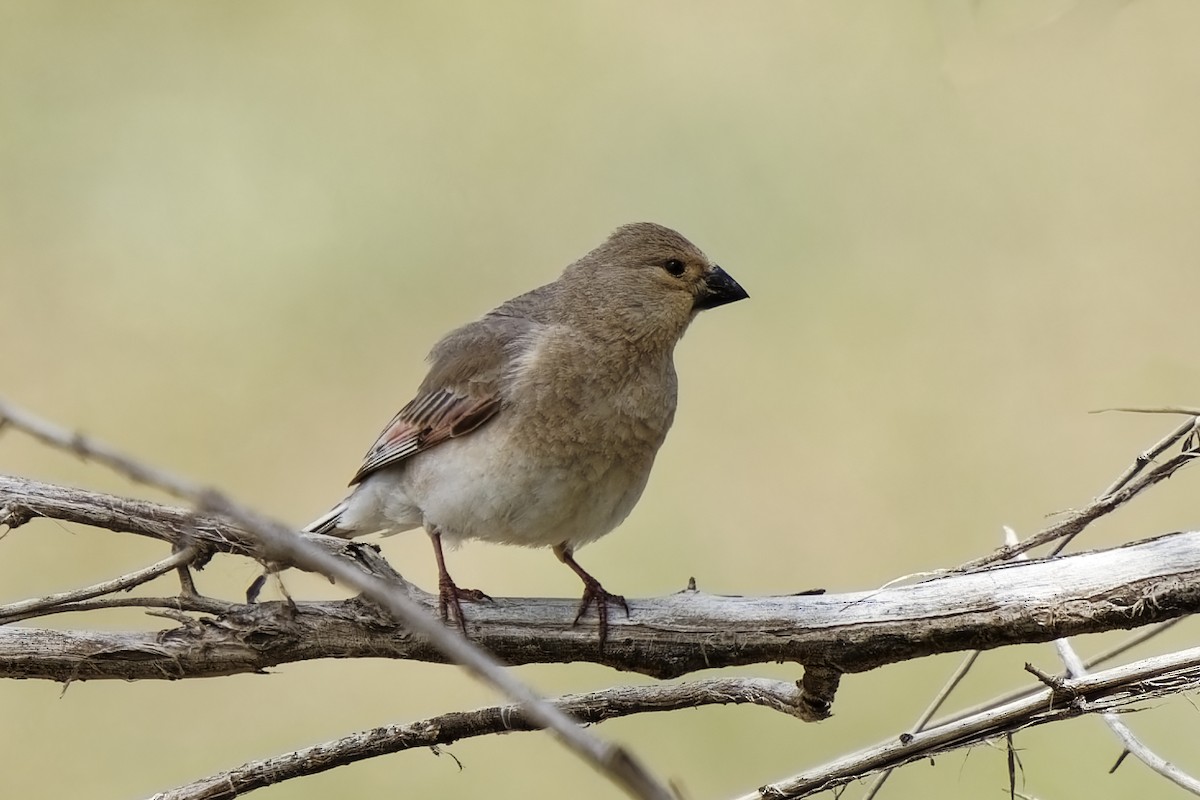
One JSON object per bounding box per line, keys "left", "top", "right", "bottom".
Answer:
{"left": 349, "top": 390, "right": 501, "bottom": 485}
{"left": 345, "top": 293, "right": 550, "bottom": 486}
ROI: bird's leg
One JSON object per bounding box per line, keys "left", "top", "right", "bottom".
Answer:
{"left": 553, "top": 544, "right": 629, "bottom": 651}
{"left": 429, "top": 529, "right": 491, "bottom": 633}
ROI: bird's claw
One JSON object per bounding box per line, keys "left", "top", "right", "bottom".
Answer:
{"left": 437, "top": 579, "right": 492, "bottom": 633}
{"left": 573, "top": 579, "right": 629, "bottom": 652}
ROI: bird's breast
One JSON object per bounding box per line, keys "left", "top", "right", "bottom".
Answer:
{"left": 505, "top": 328, "right": 678, "bottom": 461}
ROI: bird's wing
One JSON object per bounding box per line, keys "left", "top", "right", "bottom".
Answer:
{"left": 347, "top": 307, "right": 546, "bottom": 486}
{"left": 349, "top": 389, "right": 500, "bottom": 484}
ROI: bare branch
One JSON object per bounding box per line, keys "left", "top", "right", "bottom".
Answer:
{"left": 734, "top": 645, "right": 1200, "bottom": 799}
{"left": 4, "top": 478, "right": 1200, "bottom": 681}
{"left": 0, "top": 397, "right": 206, "bottom": 497}
{"left": 927, "top": 618, "right": 1185, "bottom": 730}
{"left": 1050, "top": 413, "right": 1200, "bottom": 557}
{"left": 1053, "top": 638, "right": 1200, "bottom": 794}
{"left": 957, "top": 444, "right": 1197, "bottom": 570}
{"left": 859, "top": 650, "right": 982, "bottom": 800}
{"left": 149, "top": 677, "right": 808, "bottom": 800}
{"left": 0, "top": 473, "right": 387, "bottom": 568}
{"left": 1, "top": 594, "right": 235, "bottom": 624}
{"left": 0, "top": 397, "right": 675, "bottom": 800}
{"left": 6, "top": 398, "right": 1200, "bottom": 799}
{"left": 1093, "top": 415, "right": 1198, "bottom": 501}
{"left": 0, "top": 547, "right": 196, "bottom": 623}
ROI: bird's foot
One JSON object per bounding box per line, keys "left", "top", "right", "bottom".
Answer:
{"left": 573, "top": 577, "right": 630, "bottom": 652}
{"left": 438, "top": 577, "right": 492, "bottom": 633}
{"left": 245, "top": 572, "right": 268, "bottom": 604}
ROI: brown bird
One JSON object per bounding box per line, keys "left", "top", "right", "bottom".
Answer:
{"left": 305, "top": 222, "right": 747, "bottom": 646}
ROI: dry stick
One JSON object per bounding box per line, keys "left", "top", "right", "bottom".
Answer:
{"left": 858, "top": 651, "right": 982, "bottom": 800}
{"left": 1052, "top": 638, "right": 1200, "bottom": 795}
{"left": 1098, "top": 406, "right": 1200, "bottom": 417}
{"left": 0, "top": 594, "right": 235, "bottom": 624}
{"left": 1020, "top": 519, "right": 1200, "bottom": 795}
{"left": 857, "top": 474, "right": 1197, "bottom": 800}
{"left": 0, "top": 398, "right": 207, "bottom": 497}
{"left": 734, "top": 645, "right": 1200, "bottom": 800}
{"left": 830, "top": 600, "right": 1188, "bottom": 799}
{"left": 8, "top": 473, "right": 1200, "bottom": 683}
{"left": 957, "top": 447, "right": 1196, "bottom": 571}
{"left": 930, "top": 617, "right": 1185, "bottom": 729}
{"left": 0, "top": 473, "right": 383, "bottom": 568}
{"left": 0, "top": 546, "right": 196, "bottom": 624}
{"left": 147, "top": 677, "right": 809, "bottom": 800}
{"left": 0, "top": 397, "right": 675, "bottom": 800}
{"left": 1049, "top": 413, "right": 1199, "bottom": 558}
{"left": 1092, "top": 414, "right": 1198, "bottom": 498}
{"left": 859, "top": 418, "right": 1199, "bottom": 800}
{"left": 1014, "top": 440, "right": 1200, "bottom": 799}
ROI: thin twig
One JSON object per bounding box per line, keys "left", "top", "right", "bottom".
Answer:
{"left": 0, "top": 396, "right": 675, "bottom": 800}
{"left": 149, "top": 677, "right": 808, "bottom": 800}
{"left": 1052, "top": 638, "right": 1200, "bottom": 794}
{"left": 957, "top": 449, "right": 1196, "bottom": 571}
{"left": 1093, "top": 415, "right": 1198, "bottom": 499}
{"left": 1094, "top": 406, "right": 1200, "bottom": 417}
{"left": 732, "top": 645, "right": 1200, "bottom": 800}
{"left": 0, "top": 397, "right": 205, "bottom": 497}
{"left": 831, "top": 414, "right": 1199, "bottom": 800}
{"left": 923, "top": 420, "right": 1199, "bottom": 745}
{"left": 1050, "top": 414, "right": 1199, "bottom": 557}
{"left": 928, "top": 443, "right": 1192, "bottom": 730}
{"left": 859, "top": 650, "right": 982, "bottom": 800}
{"left": 863, "top": 526, "right": 1025, "bottom": 800}
{"left": 0, "top": 594, "right": 235, "bottom": 624}
{"left": 0, "top": 547, "right": 196, "bottom": 624}
{"left": 931, "top": 422, "right": 1200, "bottom": 767}
{"left": 930, "top": 618, "right": 1185, "bottom": 729}
{"left": 7, "top": 477, "right": 1200, "bottom": 681}
{"left": 957, "top": 410, "right": 1200, "bottom": 569}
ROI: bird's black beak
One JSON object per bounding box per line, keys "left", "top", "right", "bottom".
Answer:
{"left": 694, "top": 265, "right": 749, "bottom": 310}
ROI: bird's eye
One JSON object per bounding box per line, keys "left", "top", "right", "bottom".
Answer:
{"left": 663, "top": 259, "right": 686, "bottom": 277}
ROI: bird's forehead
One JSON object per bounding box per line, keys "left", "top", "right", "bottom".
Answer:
{"left": 602, "top": 223, "right": 709, "bottom": 262}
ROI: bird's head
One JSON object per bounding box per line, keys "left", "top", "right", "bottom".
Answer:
{"left": 561, "top": 222, "right": 748, "bottom": 346}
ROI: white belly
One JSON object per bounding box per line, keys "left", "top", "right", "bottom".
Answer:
{"left": 349, "top": 417, "right": 653, "bottom": 551}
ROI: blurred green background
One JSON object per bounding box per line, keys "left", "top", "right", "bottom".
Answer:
{"left": 3, "top": 1, "right": 1200, "bottom": 798}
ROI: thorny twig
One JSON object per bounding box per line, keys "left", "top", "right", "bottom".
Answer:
{"left": 1052, "top": 638, "right": 1200, "bottom": 794}
{"left": 734, "top": 645, "right": 1200, "bottom": 799}
{"left": 861, "top": 413, "right": 1200, "bottom": 799}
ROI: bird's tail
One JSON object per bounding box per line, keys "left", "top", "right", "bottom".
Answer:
{"left": 304, "top": 501, "right": 349, "bottom": 536}
{"left": 246, "top": 500, "right": 349, "bottom": 603}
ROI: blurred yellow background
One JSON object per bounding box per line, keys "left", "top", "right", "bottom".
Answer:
{"left": 3, "top": 1, "right": 1200, "bottom": 798}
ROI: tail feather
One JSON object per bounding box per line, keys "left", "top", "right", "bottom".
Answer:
{"left": 305, "top": 502, "right": 349, "bottom": 536}
{"left": 246, "top": 501, "right": 351, "bottom": 603}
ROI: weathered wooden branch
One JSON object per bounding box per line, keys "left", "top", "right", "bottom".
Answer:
{"left": 4, "top": 396, "right": 1200, "bottom": 800}
{"left": 4, "top": 476, "right": 1200, "bottom": 684}
{"left": 0, "top": 474, "right": 384, "bottom": 574}
{"left": 740, "top": 644, "right": 1200, "bottom": 799}
{"left": 148, "top": 677, "right": 812, "bottom": 800}
{"left": 0, "top": 416, "right": 679, "bottom": 800}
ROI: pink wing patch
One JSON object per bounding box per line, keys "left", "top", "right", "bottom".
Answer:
{"left": 349, "top": 389, "right": 501, "bottom": 485}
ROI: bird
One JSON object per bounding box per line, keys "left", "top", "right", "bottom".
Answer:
{"left": 303, "top": 222, "right": 747, "bottom": 647}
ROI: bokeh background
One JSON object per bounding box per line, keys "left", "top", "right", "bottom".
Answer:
{"left": 3, "top": 1, "right": 1200, "bottom": 798}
